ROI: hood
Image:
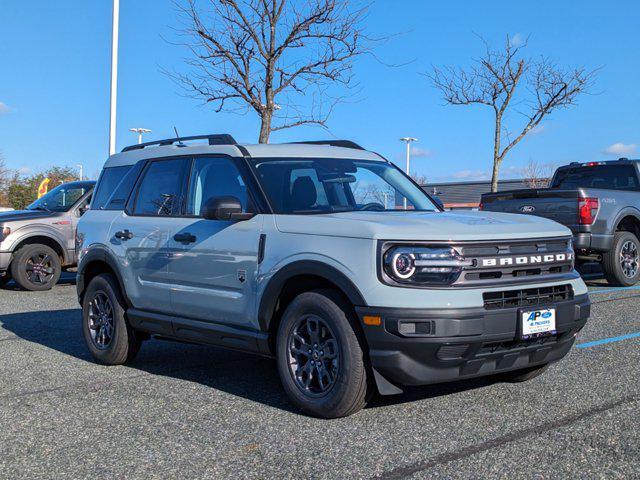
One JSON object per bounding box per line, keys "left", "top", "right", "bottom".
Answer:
{"left": 0, "top": 209, "right": 55, "bottom": 223}
{"left": 275, "top": 210, "right": 571, "bottom": 241}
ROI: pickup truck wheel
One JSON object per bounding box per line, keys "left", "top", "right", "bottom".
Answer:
{"left": 603, "top": 231, "right": 640, "bottom": 286}
{"left": 276, "top": 290, "right": 371, "bottom": 418}
{"left": 10, "top": 244, "right": 61, "bottom": 291}
{"left": 500, "top": 363, "right": 549, "bottom": 383}
{"left": 82, "top": 273, "right": 141, "bottom": 365}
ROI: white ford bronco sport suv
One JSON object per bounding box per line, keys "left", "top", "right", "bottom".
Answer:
{"left": 76, "top": 134, "right": 590, "bottom": 418}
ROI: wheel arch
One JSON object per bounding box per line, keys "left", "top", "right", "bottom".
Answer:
{"left": 77, "top": 246, "right": 132, "bottom": 307}
{"left": 258, "top": 261, "right": 367, "bottom": 350}
{"left": 10, "top": 234, "right": 67, "bottom": 265}
{"left": 613, "top": 208, "right": 640, "bottom": 240}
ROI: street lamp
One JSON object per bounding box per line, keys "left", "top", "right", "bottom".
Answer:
{"left": 130, "top": 128, "right": 152, "bottom": 144}
{"left": 400, "top": 137, "right": 418, "bottom": 209}
{"left": 108, "top": 0, "right": 120, "bottom": 156}
{"left": 76, "top": 164, "right": 84, "bottom": 181}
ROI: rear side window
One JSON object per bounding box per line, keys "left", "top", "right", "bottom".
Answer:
{"left": 132, "top": 159, "right": 188, "bottom": 216}
{"left": 104, "top": 162, "right": 144, "bottom": 210}
{"left": 552, "top": 165, "right": 640, "bottom": 191}
{"left": 92, "top": 166, "right": 132, "bottom": 210}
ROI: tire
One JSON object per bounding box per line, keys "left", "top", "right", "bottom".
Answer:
{"left": 602, "top": 231, "right": 640, "bottom": 287}
{"left": 82, "top": 273, "right": 141, "bottom": 365}
{"left": 10, "top": 244, "right": 61, "bottom": 291}
{"left": 276, "top": 290, "right": 371, "bottom": 418}
{"left": 500, "top": 363, "right": 549, "bottom": 383}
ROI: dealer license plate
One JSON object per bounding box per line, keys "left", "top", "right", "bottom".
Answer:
{"left": 521, "top": 308, "right": 556, "bottom": 339}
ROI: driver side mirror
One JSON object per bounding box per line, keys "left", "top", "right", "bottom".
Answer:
{"left": 432, "top": 195, "right": 444, "bottom": 210}
{"left": 202, "top": 196, "right": 254, "bottom": 221}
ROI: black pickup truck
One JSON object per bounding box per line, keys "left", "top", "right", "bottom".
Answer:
{"left": 481, "top": 159, "right": 640, "bottom": 286}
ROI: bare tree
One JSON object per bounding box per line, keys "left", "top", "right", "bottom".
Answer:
{"left": 429, "top": 35, "right": 597, "bottom": 192}
{"left": 174, "top": 0, "right": 369, "bottom": 143}
{"left": 522, "top": 159, "right": 554, "bottom": 188}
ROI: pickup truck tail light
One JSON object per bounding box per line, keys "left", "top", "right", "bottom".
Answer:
{"left": 578, "top": 197, "right": 599, "bottom": 225}
{"left": 478, "top": 202, "right": 484, "bottom": 211}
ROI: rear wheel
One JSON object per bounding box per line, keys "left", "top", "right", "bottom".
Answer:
{"left": 10, "top": 244, "right": 61, "bottom": 291}
{"left": 82, "top": 273, "right": 141, "bottom": 365}
{"left": 603, "top": 231, "right": 640, "bottom": 286}
{"left": 276, "top": 290, "right": 371, "bottom": 418}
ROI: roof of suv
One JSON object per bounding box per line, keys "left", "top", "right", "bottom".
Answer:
{"left": 104, "top": 141, "right": 386, "bottom": 168}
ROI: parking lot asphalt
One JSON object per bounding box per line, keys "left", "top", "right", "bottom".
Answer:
{"left": 1, "top": 274, "right": 639, "bottom": 479}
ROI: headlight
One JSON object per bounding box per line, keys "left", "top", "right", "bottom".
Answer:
{"left": 382, "top": 244, "right": 472, "bottom": 286}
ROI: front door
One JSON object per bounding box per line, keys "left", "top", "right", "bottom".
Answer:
{"left": 167, "top": 156, "right": 263, "bottom": 329}
{"left": 108, "top": 157, "right": 189, "bottom": 314}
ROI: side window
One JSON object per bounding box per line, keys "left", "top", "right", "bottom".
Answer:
{"left": 132, "top": 159, "right": 188, "bottom": 216}
{"left": 91, "top": 165, "right": 132, "bottom": 210}
{"left": 105, "top": 161, "right": 144, "bottom": 210}
{"left": 186, "top": 157, "right": 249, "bottom": 216}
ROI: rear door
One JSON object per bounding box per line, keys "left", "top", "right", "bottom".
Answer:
{"left": 166, "top": 155, "right": 263, "bottom": 330}
{"left": 108, "top": 157, "right": 190, "bottom": 314}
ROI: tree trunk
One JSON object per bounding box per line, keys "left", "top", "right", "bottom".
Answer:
{"left": 491, "top": 114, "right": 502, "bottom": 193}
{"left": 490, "top": 158, "right": 501, "bottom": 193}
{"left": 258, "top": 112, "right": 272, "bottom": 143}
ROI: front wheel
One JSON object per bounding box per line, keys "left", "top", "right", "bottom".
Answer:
{"left": 602, "top": 231, "right": 640, "bottom": 287}
{"left": 10, "top": 244, "right": 61, "bottom": 291}
{"left": 276, "top": 290, "right": 371, "bottom": 418}
{"left": 82, "top": 273, "right": 141, "bottom": 365}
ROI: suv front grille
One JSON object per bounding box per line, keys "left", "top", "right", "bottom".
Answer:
{"left": 482, "top": 284, "right": 573, "bottom": 310}
{"left": 451, "top": 237, "right": 574, "bottom": 286}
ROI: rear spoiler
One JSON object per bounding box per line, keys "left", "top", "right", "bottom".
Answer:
{"left": 481, "top": 188, "right": 583, "bottom": 204}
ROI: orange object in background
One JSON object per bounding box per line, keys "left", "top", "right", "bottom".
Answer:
{"left": 37, "top": 178, "right": 50, "bottom": 198}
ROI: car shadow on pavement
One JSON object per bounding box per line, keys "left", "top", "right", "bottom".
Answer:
{"left": 1, "top": 307, "right": 505, "bottom": 415}
{"left": 0, "top": 272, "right": 77, "bottom": 291}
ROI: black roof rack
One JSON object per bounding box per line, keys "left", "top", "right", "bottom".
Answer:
{"left": 289, "top": 140, "right": 364, "bottom": 150}
{"left": 121, "top": 134, "right": 237, "bottom": 152}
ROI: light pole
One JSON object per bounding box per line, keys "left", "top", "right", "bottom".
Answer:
{"left": 130, "top": 128, "right": 152, "bottom": 144}
{"left": 108, "top": 0, "right": 120, "bottom": 156}
{"left": 400, "top": 137, "right": 418, "bottom": 209}
{"left": 76, "top": 164, "right": 84, "bottom": 181}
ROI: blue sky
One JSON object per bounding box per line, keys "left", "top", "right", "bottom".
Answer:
{"left": 1, "top": 0, "right": 639, "bottom": 182}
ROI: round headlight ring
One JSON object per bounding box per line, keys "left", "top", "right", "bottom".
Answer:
{"left": 391, "top": 252, "right": 416, "bottom": 279}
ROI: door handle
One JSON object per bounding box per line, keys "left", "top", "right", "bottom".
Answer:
{"left": 114, "top": 229, "right": 134, "bottom": 240}
{"left": 173, "top": 232, "right": 197, "bottom": 244}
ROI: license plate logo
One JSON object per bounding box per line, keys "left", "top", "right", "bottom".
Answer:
{"left": 521, "top": 308, "right": 556, "bottom": 338}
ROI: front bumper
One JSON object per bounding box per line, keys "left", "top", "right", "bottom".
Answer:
{"left": 357, "top": 293, "right": 590, "bottom": 393}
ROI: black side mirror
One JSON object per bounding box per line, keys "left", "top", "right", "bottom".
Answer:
{"left": 432, "top": 195, "right": 444, "bottom": 210}
{"left": 202, "top": 196, "right": 254, "bottom": 221}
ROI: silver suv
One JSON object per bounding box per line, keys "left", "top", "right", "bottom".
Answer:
{"left": 0, "top": 181, "right": 94, "bottom": 290}
{"left": 76, "top": 134, "right": 590, "bottom": 418}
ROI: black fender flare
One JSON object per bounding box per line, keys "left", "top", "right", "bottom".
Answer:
{"left": 257, "top": 260, "right": 367, "bottom": 331}
{"left": 612, "top": 207, "right": 640, "bottom": 233}
{"left": 76, "top": 245, "right": 132, "bottom": 307}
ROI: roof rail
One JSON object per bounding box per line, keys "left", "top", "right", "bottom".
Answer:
{"left": 121, "top": 134, "right": 237, "bottom": 152}
{"left": 289, "top": 140, "right": 365, "bottom": 150}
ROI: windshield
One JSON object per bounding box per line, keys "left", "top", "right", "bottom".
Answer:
{"left": 253, "top": 158, "right": 438, "bottom": 214}
{"left": 27, "top": 183, "right": 90, "bottom": 212}
{"left": 552, "top": 165, "right": 640, "bottom": 191}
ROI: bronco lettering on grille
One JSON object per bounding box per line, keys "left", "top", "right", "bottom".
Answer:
{"left": 480, "top": 252, "right": 573, "bottom": 268}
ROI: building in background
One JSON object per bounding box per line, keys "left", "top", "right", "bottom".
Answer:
{"left": 421, "top": 179, "right": 548, "bottom": 210}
